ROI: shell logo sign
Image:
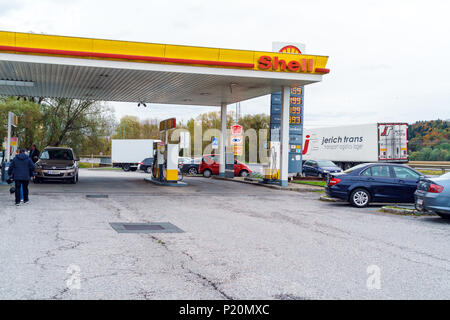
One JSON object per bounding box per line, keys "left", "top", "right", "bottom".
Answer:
{"left": 258, "top": 55, "right": 314, "bottom": 72}
{"left": 279, "top": 45, "right": 302, "bottom": 54}
{"left": 258, "top": 44, "right": 329, "bottom": 74}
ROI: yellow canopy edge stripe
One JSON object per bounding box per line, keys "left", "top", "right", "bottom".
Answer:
{"left": 0, "top": 31, "right": 329, "bottom": 73}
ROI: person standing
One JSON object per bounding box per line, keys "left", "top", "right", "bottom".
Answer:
{"left": 29, "top": 144, "right": 40, "bottom": 163}
{"left": 8, "top": 148, "right": 35, "bottom": 206}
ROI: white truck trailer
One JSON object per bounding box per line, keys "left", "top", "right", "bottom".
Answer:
{"left": 111, "top": 139, "right": 155, "bottom": 171}
{"left": 303, "top": 123, "right": 409, "bottom": 170}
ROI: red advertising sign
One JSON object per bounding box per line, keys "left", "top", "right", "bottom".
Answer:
{"left": 231, "top": 125, "right": 243, "bottom": 135}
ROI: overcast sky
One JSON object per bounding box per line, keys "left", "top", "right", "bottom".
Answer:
{"left": 0, "top": 0, "right": 449, "bottom": 128}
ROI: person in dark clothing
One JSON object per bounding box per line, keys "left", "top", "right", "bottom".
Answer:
{"left": 29, "top": 144, "right": 40, "bottom": 163}
{"left": 8, "top": 148, "right": 35, "bottom": 206}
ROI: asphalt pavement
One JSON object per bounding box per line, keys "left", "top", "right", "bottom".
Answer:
{"left": 0, "top": 169, "right": 449, "bottom": 300}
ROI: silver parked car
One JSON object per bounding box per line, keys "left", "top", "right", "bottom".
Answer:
{"left": 34, "top": 147, "right": 79, "bottom": 184}
{"left": 415, "top": 172, "right": 450, "bottom": 219}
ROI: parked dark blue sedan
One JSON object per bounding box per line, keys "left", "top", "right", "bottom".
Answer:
{"left": 325, "top": 163, "right": 424, "bottom": 207}
{"left": 303, "top": 160, "right": 342, "bottom": 178}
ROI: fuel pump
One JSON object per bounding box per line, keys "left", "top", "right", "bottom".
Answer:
{"left": 263, "top": 141, "right": 280, "bottom": 183}
{"left": 150, "top": 118, "right": 180, "bottom": 184}
{"left": 152, "top": 141, "right": 166, "bottom": 181}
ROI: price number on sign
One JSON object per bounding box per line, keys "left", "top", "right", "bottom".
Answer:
{"left": 290, "top": 97, "right": 302, "bottom": 105}
{"left": 290, "top": 106, "right": 301, "bottom": 115}
{"left": 290, "top": 116, "right": 301, "bottom": 125}
{"left": 290, "top": 87, "right": 302, "bottom": 95}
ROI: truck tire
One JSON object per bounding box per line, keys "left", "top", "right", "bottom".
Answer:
{"left": 122, "top": 164, "right": 131, "bottom": 172}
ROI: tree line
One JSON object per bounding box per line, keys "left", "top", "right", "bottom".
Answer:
{"left": 0, "top": 97, "right": 115, "bottom": 156}
{"left": 2, "top": 96, "right": 448, "bottom": 161}
{"left": 115, "top": 111, "right": 270, "bottom": 163}
{"left": 408, "top": 120, "right": 450, "bottom": 161}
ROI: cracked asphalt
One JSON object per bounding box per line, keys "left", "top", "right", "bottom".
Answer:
{"left": 1, "top": 169, "right": 450, "bottom": 300}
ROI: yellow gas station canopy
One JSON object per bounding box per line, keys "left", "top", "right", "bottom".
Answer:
{"left": 0, "top": 31, "right": 329, "bottom": 106}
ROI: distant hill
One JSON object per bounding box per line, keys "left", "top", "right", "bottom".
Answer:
{"left": 408, "top": 120, "right": 450, "bottom": 161}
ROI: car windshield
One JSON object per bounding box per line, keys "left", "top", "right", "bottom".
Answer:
{"left": 40, "top": 149, "right": 74, "bottom": 160}
{"left": 344, "top": 164, "right": 369, "bottom": 174}
{"left": 317, "top": 161, "right": 336, "bottom": 167}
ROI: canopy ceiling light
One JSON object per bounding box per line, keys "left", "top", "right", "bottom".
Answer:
{"left": 0, "top": 80, "right": 35, "bottom": 87}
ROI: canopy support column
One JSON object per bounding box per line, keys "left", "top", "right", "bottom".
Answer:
{"left": 280, "top": 86, "right": 290, "bottom": 187}
{"left": 220, "top": 103, "right": 227, "bottom": 177}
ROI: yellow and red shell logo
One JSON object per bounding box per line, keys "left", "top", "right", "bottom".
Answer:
{"left": 279, "top": 45, "right": 302, "bottom": 54}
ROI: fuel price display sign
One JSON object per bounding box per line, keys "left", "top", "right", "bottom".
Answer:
{"left": 269, "top": 86, "right": 304, "bottom": 174}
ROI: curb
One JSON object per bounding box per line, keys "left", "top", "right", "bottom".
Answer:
{"left": 211, "top": 176, "right": 323, "bottom": 193}
{"left": 378, "top": 206, "right": 437, "bottom": 216}
{"left": 291, "top": 182, "right": 326, "bottom": 189}
{"left": 319, "top": 195, "right": 344, "bottom": 202}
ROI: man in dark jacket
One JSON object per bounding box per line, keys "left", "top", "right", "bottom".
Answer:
{"left": 8, "top": 148, "right": 35, "bottom": 206}
{"left": 29, "top": 144, "right": 40, "bottom": 163}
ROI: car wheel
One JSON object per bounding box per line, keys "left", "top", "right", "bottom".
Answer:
{"left": 146, "top": 167, "right": 152, "bottom": 174}
{"left": 239, "top": 170, "right": 249, "bottom": 178}
{"left": 437, "top": 212, "right": 450, "bottom": 219}
{"left": 350, "top": 188, "right": 371, "bottom": 208}
{"left": 188, "top": 167, "right": 198, "bottom": 175}
{"left": 203, "top": 169, "right": 212, "bottom": 178}
{"left": 122, "top": 164, "right": 130, "bottom": 172}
